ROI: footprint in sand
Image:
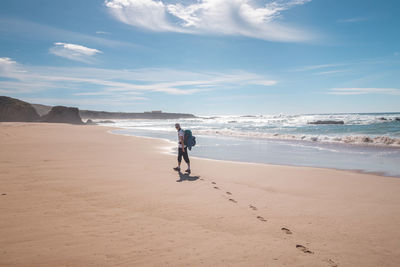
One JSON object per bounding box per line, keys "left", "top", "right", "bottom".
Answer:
{"left": 228, "top": 198, "right": 237, "bottom": 203}
{"left": 256, "top": 216, "right": 267, "bottom": 222}
{"left": 226, "top": 191, "right": 232, "bottom": 195}
{"left": 213, "top": 186, "right": 220, "bottom": 190}
{"left": 249, "top": 205, "right": 257, "bottom": 211}
{"left": 296, "top": 244, "right": 313, "bottom": 254}
{"left": 281, "top": 227, "right": 292, "bottom": 234}
{"left": 325, "top": 258, "right": 338, "bottom": 267}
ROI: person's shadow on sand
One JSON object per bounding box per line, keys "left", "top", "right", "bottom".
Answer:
{"left": 176, "top": 172, "right": 200, "bottom": 182}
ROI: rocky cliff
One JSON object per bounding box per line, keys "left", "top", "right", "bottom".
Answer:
{"left": 0, "top": 96, "right": 40, "bottom": 122}
{"left": 31, "top": 103, "right": 52, "bottom": 116}
{"left": 40, "top": 106, "right": 84, "bottom": 124}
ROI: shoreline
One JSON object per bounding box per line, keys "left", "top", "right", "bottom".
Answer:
{"left": 106, "top": 124, "right": 400, "bottom": 149}
{"left": 109, "top": 128, "right": 400, "bottom": 179}
{"left": 1, "top": 123, "right": 400, "bottom": 266}
{"left": 101, "top": 111, "right": 400, "bottom": 149}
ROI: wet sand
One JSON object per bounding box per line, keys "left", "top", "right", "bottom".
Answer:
{"left": 1, "top": 123, "right": 400, "bottom": 266}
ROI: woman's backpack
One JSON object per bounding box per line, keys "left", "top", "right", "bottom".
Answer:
{"left": 184, "top": 129, "right": 196, "bottom": 150}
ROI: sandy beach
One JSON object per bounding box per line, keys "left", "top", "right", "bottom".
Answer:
{"left": 1, "top": 123, "right": 400, "bottom": 267}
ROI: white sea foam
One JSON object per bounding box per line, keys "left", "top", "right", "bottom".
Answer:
{"left": 192, "top": 129, "right": 400, "bottom": 147}
{"left": 96, "top": 112, "right": 400, "bottom": 148}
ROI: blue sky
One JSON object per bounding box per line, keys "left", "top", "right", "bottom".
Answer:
{"left": 0, "top": 0, "right": 399, "bottom": 115}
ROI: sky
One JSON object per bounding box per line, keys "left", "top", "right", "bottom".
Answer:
{"left": 0, "top": 0, "right": 399, "bottom": 115}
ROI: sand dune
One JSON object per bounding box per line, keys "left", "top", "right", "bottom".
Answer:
{"left": 1, "top": 123, "right": 399, "bottom": 266}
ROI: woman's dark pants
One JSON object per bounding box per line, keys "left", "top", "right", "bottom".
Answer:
{"left": 178, "top": 147, "right": 190, "bottom": 163}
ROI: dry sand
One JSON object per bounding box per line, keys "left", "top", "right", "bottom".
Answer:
{"left": 1, "top": 123, "right": 400, "bottom": 266}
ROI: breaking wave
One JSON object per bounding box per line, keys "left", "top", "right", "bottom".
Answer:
{"left": 97, "top": 112, "right": 400, "bottom": 148}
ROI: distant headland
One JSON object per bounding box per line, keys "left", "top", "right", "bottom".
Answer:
{"left": 0, "top": 96, "right": 196, "bottom": 124}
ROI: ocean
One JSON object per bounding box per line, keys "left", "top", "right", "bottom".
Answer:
{"left": 98, "top": 112, "right": 400, "bottom": 177}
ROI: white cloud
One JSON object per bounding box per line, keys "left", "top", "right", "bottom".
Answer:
{"left": 293, "top": 63, "right": 348, "bottom": 72}
{"left": 0, "top": 57, "right": 277, "bottom": 97}
{"left": 54, "top": 43, "right": 102, "bottom": 56}
{"left": 105, "top": 0, "right": 314, "bottom": 42}
{"left": 328, "top": 88, "right": 400, "bottom": 95}
{"left": 337, "top": 17, "right": 368, "bottom": 23}
{"left": 49, "top": 42, "right": 102, "bottom": 63}
{"left": 314, "top": 69, "right": 349, "bottom": 75}
{"left": 0, "top": 57, "right": 17, "bottom": 65}
{"left": 21, "top": 96, "right": 147, "bottom": 109}
{"left": 0, "top": 57, "right": 29, "bottom": 80}
{"left": 0, "top": 17, "right": 132, "bottom": 47}
{"left": 292, "top": 57, "right": 399, "bottom": 79}
{"left": 250, "top": 80, "right": 278, "bottom": 86}
{"left": 96, "top": 31, "right": 111, "bottom": 35}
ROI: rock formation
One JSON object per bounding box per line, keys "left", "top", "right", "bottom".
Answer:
{"left": 308, "top": 120, "right": 344, "bottom": 125}
{"left": 85, "top": 119, "right": 97, "bottom": 125}
{"left": 0, "top": 96, "right": 40, "bottom": 122}
{"left": 31, "top": 103, "right": 52, "bottom": 116}
{"left": 40, "top": 106, "right": 83, "bottom": 124}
